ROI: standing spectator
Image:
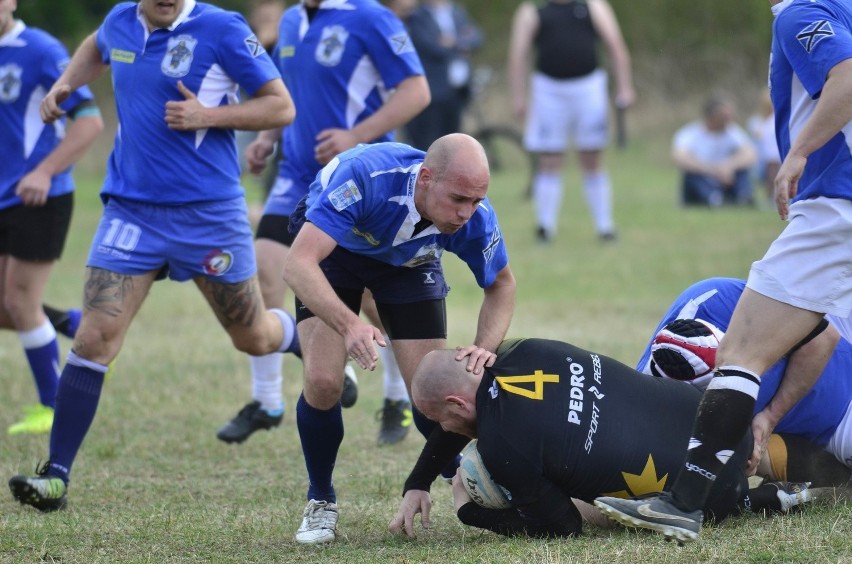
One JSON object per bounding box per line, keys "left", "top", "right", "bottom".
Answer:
{"left": 0, "top": 0, "right": 103, "bottom": 436}
{"left": 219, "top": 0, "right": 430, "bottom": 447}
{"left": 8, "top": 0, "right": 298, "bottom": 512}
{"left": 284, "top": 134, "right": 516, "bottom": 544}
{"left": 595, "top": 0, "right": 852, "bottom": 543}
{"left": 403, "top": 0, "right": 483, "bottom": 151}
{"left": 508, "top": 0, "right": 634, "bottom": 242}
{"left": 673, "top": 93, "right": 758, "bottom": 207}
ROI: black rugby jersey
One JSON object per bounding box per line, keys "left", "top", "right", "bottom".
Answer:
{"left": 534, "top": 1, "right": 599, "bottom": 79}
{"left": 461, "top": 338, "right": 749, "bottom": 537}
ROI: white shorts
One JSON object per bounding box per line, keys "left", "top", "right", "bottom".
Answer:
{"left": 827, "top": 399, "right": 852, "bottom": 468}
{"left": 523, "top": 69, "right": 609, "bottom": 153}
{"left": 747, "top": 197, "right": 852, "bottom": 318}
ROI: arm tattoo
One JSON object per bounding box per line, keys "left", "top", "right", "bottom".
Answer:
{"left": 84, "top": 268, "right": 135, "bottom": 318}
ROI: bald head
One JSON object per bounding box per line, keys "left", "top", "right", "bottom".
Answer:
{"left": 423, "top": 133, "right": 490, "bottom": 186}
{"left": 416, "top": 134, "right": 491, "bottom": 234}
{"left": 411, "top": 349, "right": 481, "bottom": 436}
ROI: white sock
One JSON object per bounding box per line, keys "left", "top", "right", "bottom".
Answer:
{"left": 533, "top": 171, "right": 563, "bottom": 235}
{"left": 270, "top": 308, "right": 297, "bottom": 353}
{"left": 250, "top": 353, "right": 284, "bottom": 413}
{"left": 582, "top": 171, "right": 614, "bottom": 234}
{"left": 380, "top": 339, "right": 408, "bottom": 401}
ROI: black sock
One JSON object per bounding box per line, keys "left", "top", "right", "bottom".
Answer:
{"left": 671, "top": 368, "right": 759, "bottom": 511}
{"left": 43, "top": 304, "right": 70, "bottom": 332}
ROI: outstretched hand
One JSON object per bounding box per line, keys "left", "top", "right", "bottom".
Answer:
{"left": 165, "top": 81, "right": 208, "bottom": 130}
{"left": 388, "top": 489, "right": 432, "bottom": 538}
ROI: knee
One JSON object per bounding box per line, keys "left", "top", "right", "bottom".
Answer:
{"left": 72, "top": 322, "right": 119, "bottom": 364}
{"left": 303, "top": 370, "right": 344, "bottom": 409}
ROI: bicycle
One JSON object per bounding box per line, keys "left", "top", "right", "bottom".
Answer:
{"left": 465, "top": 65, "right": 535, "bottom": 198}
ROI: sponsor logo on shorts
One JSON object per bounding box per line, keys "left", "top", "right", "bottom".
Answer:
{"left": 202, "top": 249, "right": 234, "bottom": 276}
{"left": 684, "top": 462, "right": 716, "bottom": 481}
{"left": 422, "top": 272, "right": 435, "bottom": 285}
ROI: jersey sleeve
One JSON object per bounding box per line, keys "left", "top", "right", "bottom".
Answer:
{"left": 445, "top": 201, "right": 509, "bottom": 288}
{"left": 214, "top": 12, "right": 282, "bottom": 96}
{"left": 776, "top": 3, "right": 852, "bottom": 98}
{"left": 457, "top": 498, "right": 582, "bottom": 538}
{"left": 304, "top": 156, "right": 369, "bottom": 242}
{"left": 362, "top": 6, "right": 424, "bottom": 90}
{"left": 40, "top": 37, "right": 95, "bottom": 113}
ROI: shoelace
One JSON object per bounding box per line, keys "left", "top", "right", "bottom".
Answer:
{"left": 303, "top": 502, "right": 336, "bottom": 528}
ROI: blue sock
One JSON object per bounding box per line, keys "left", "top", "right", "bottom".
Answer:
{"left": 296, "top": 393, "right": 343, "bottom": 502}
{"left": 48, "top": 354, "right": 107, "bottom": 483}
{"left": 66, "top": 309, "right": 82, "bottom": 338}
{"left": 20, "top": 321, "right": 60, "bottom": 408}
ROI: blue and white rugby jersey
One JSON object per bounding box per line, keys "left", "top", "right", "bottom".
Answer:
{"left": 770, "top": 0, "right": 852, "bottom": 202}
{"left": 96, "top": 0, "right": 280, "bottom": 204}
{"left": 275, "top": 0, "right": 423, "bottom": 186}
{"left": 636, "top": 276, "right": 852, "bottom": 446}
{"left": 0, "top": 21, "right": 95, "bottom": 210}
{"left": 304, "top": 142, "right": 508, "bottom": 289}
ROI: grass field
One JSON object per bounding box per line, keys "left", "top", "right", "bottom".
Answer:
{"left": 2, "top": 130, "right": 851, "bottom": 563}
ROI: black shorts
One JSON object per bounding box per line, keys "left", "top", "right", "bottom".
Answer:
{"left": 256, "top": 213, "right": 295, "bottom": 246}
{"left": 0, "top": 193, "right": 74, "bottom": 260}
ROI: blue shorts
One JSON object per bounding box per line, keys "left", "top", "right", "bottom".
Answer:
{"left": 322, "top": 246, "right": 450, "bottom": 304}
{"left": 87, "top": 196, "right": 257, "bottom": 283}
{"left": 261, "top": 160, "right": 313, "bottom": 217}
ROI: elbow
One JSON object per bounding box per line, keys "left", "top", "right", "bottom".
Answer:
{"left": 275, "top": 102, "right": 296, "bottom": 128}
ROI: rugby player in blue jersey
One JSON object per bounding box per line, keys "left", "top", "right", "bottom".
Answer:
{"left": 0, "top": 0, "right": 103, "bottom": 436}
{"left": 597, "top": 0, "right": 852, "bottom": 542}
{"left": 636, "top": 277, "right": 852, "bottom": 483}
{"left": 9, "top": 0, "right": 298, "bottom": 512}
{"left": 220, "top": 0, "right": 430, "bottom": 446}
{"left": 283, "top": 134, "right": 516, "bottom": 543}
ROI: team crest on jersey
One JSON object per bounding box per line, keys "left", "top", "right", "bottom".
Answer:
{"left": 315, "top": 25, "right": 349, "bottom": 67}
{"left": 796, "top": 20, "right": 834, "bottom": 53}
{"left": 0, "top": 64, "right": 22, "bottom": 103}
{"left": 202, "top": 249, "right": 234, "bottom": 276}
{"left": 162, "top": 35, "right": 198, "bottom": 78}
{"left": 328, "top": 179, "right": 362, "bottom": 211}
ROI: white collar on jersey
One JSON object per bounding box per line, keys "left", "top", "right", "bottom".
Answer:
{"left": 0, "top": 20, "right": 25, "bottom": 46}
{"left": 771, "top": 0, "right": 794, "bottom": 17}
{"left": 137, "top": 0, "right": 198, "bottom": 35}
{"left": 303, "top": 0, "right": 356, "bottom": 12}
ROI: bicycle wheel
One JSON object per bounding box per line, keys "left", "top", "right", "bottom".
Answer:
{"left": 473, "top": 125, "right": 535, "bottom": 199}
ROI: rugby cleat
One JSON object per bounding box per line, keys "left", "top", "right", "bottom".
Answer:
{"left": 594, "top": 492, "right": 703, "bottom": 544}
{"left": 216, "top": 400, "right": 283, "bottom": 444}
{"left": 295, "top": 499, "right": 339, "bottom": 544}
{"left": 341, "top": 364, "right": 358, "bottom": 408}
{"left": 7, "top": 404, "right": 54, "bottom": 436}
{"left": 9, "top": 462, "right": 68, "bottom": 512}
{"left": 376, "top": 398, "right": 413, "bottom": 446}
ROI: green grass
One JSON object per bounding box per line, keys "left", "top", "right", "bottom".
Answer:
{"left": 2, "top": 132, "right": 851, "bottom": 563}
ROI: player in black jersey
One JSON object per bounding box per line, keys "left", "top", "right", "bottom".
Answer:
{"left": 404, "top": 338, "right": 813, "bottom": 538}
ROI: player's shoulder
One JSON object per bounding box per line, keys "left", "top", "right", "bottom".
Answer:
{"left": 191, "top": 2, "right": 248, "bottom": 27}
{"left": 341, "top": 142, "right": 423, "bottom": 171}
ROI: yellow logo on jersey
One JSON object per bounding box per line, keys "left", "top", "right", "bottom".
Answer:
{"left": 279, "top": 45, "right": 295, "bottom": 58}
{"left": 495, "top": 371, "right": 559, "bottom": 400}
{"left": 601, "top": 455, "right": 669, "bottom": 498}
{"left": 111, "top": 49, "right": 136, "bottom": 64}
{"left": 351, "top": 227, "right": 380, "bottom": 246}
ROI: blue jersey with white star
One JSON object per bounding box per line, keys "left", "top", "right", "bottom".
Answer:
{"left": 770, "top": 0, "right": 852, "bottom": 202}
{"left": 275, "top": 0, "right": 422, "bottom": 186}
{"left": 636, "top": 277, "right": 852, "bottom": 446}
{"left": 96, "top": 1, "right": 280, "bottom": 204}
{"left": 303, "top": 142, "right": 508, "bottom": 289}
{"left": 0, "top": 22, "right": 95, "bottom": 209}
